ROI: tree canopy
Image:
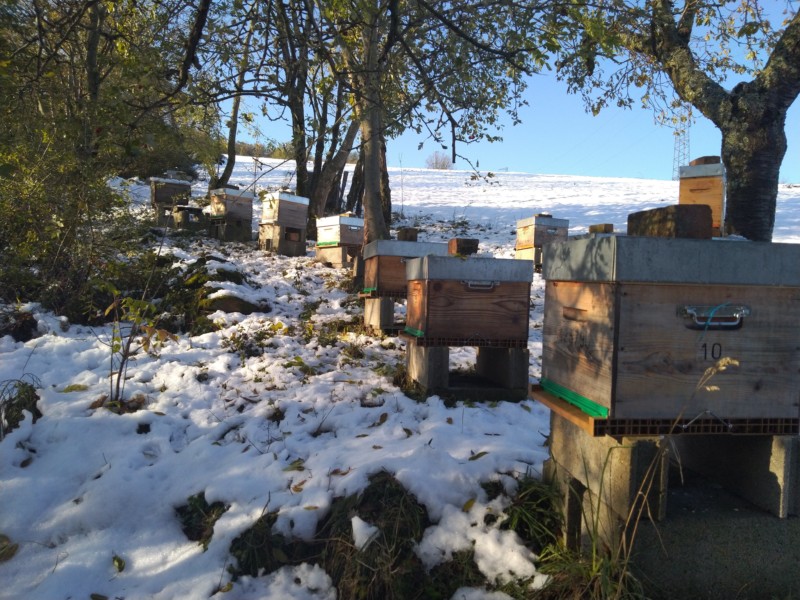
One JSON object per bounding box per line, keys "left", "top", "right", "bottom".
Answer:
{"left": 555, "top": 0, "right": 800, "bottom": 241}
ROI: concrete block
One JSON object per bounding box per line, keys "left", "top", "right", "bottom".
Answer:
{"left": 670, "top": 435, "right": 800, "bottom": 518}
{"left": 476, "top": 347, "right": 529, "bottom": 390}
{"left": 547, "top": 412, "right": 668, "bottom": 550}
{"left": 364, "top": 297, "right": 394, "bottom": 333}
{"left": 406, "top": 342, "right": 449, "bottom": 391}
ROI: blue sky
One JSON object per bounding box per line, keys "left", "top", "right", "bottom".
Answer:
{"left": 241, "top": 72, "right": 800, "bottom": 184}
{"left": 385, "top": 73, "right": 800, "bottom": 183}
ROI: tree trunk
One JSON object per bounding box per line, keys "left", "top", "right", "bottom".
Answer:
{"left": 379, "top": 134, "right": 391, "bottom": 225}
{"left": 719, "top": 101, "right": 787, "bottom": 241}
{"left": 209, "top": 9, "right": 257, "bottom": 191}
{"left": 358, "top": 16, "right": 390, "bottom": 243}
{"left": 210, "top": 98, "right": 242, "bottom": 190}
{"left": 639, "top": 3, "right": 800, "bottom": 242}
{"left": 309, "top": 118, "right": 359, "bottom": 217}
{"left": 345, "top": 149, "right": 365, "bottom": 215}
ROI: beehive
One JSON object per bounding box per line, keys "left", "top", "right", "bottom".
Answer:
{"left": 149, "top": 178, "right": 191, "bottom": 209}
{"left": 539, "top": 235, "right": 800, "bottom": 435}
{"left": 515, "top": 214, "right": 569, "bottom": 250}
{"left": 316, "top": 215, "right": 364, "bottom": 247}
{"left": 679, "top": 162, "right": 725, "bottom": 236}
{"left": 258, "top": 222, "right": 306, "bottom": 256}
{"left": 261, "top": 191, "right": 309, "bottom": 229}
{"left": 404, "top": 255, "right": 533, "bottom": 347}
{"left": 362, "top": 240, "right": 449, "bottom": 298}
{"left": 209, "top": 188, "right": 255, "bottom": 221}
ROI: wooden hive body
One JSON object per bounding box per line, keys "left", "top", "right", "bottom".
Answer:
{"left": 516, "top": 214, "right": 569, "bottom": 250}
{"left": 362, "top": 240, "right": 449, "bottom": 297}
{"left": 541, "top": 236, "right": 800, "bottom": 433}
{"left": 209, "top": 188, "right": 255, "bottom": 221}
{"left": 404, "top": 256, "right": 533, "bottom": 347}
{"left": 262, "top": 192, "right": 309, "bottom": 229}
{"left": 316, "top": 215, "right": 364, "bottom": 247}
{"left": 679, "top": 163, "right": 725, "bottom": 235}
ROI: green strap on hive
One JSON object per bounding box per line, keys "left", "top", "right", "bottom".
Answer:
{"left": 362, "top": 286, "right": 377, "bottom": 294}
{"left": 403, "top": 326, "right": 425, "bottom": 337}
{"left": 540, "top": 377, "right": 609, "bottom": 419}
{"left": 316, "top": 241, "right": 344, "bottom": 247}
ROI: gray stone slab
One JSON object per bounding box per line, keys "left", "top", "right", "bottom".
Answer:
{"left": 542, "top": 235, "right": 800, "bottom": 286}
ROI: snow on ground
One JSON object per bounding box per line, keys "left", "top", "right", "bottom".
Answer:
{"left": 1, "top": 157, "right": 798, "bottom": 599}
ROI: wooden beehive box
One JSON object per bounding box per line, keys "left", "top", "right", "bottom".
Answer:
{"left": 404, "top": 256, "right": 533, "bottom": 347}
{"left": 362, "top": 240, "right": 449, "bottom": 297}
{"left": 679, "top": 162, "right": 725, "bottom": 235}
{"left": 149, "top": 178, "right": 191, "bottom": 209}
{"left": 515, "top": 214, "right": 569, "bottom": 250}
{"left": 209, "top": 188, "right": 255, "bottom": 221}
{"left": 316, "top": 215, "right": 364, "bottom": 247}
{"left": 261, "top": 191, "right": 309, "bottom": 229}
{"left": 540, "top": 235, "right": 800, "bottom": 434}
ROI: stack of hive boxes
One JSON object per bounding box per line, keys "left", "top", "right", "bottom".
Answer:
{"left": 678, "top": 156, "right": 725, "bottom": 236}
{"left": 402, "top": 254, "right": 534, "bottom": 399}
{"left": 314, "top": 215, "right": 364, "bottom": 267}
{"left": 149, "top": 177, "right": 192, "bottom": 227}
{"left": 208, "top": 188, "right": 256, "bottom": 242}
{"left": 515, "top": 213, "right": 569, "bottom": 270}
{"left": 259, "top": 191, "right": 309, "bottom": 256}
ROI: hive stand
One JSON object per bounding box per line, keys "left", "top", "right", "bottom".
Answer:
{"left": 171, "top": 206, "right": 206, "bottom": 233}
{"left": 405, "top": 342, "right": 530, "bottom": 402}
{"left": 669, "top": 434, "right": 800, "bottom": 518}
{"left": 363, "top": 297, "right": 398, "bottom": 334}
{"left": 543, "top": 410, "right": 668, "bottom": 552}
{"left": 314, "top": 244, "right": 361, "bottom": 268}
{"left": 537, "top": 392, "right": 800, "bottom": 561}
{"left": 259, "top": 223, "right": 307, "bottom": 256}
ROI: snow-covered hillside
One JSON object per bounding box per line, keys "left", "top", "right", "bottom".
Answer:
{"left": 1, "top": 157, "right": 798, "bottom": 599}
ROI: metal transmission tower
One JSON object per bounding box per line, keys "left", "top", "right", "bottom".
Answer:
{"left": 672, "top": 108, "right": 691, "bottom": 180}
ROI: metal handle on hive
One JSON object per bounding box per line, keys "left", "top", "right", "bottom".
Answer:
{"left": 677, "top": 304, "right": 750, "bottom": 330}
